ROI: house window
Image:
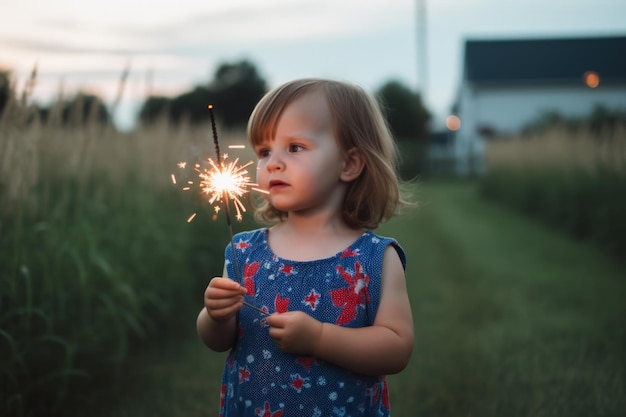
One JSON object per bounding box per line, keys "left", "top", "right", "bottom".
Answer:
{"left": 583, "top": 71, "right": 600, "bottom": 88}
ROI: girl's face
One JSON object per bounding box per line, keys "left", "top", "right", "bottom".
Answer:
{"left": 254, "top": 91, "right": 348, "bottom": 217}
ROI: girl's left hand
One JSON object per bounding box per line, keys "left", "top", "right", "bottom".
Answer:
{"left": 267, "top": 311, "right": 323, "bottom": 356}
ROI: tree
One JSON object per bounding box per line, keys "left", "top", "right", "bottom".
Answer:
{"left": 38, "top": 92, "right": 111, "bottom": 127}
{"left": 208, "top": 60, "right": 268, "bottom": 127}
{"left": 376, "top": 80, "right": 430, "bottom": 143}
{"left": 0, "top": 70, "right": 12, "bottom": 117}
{"left": 137, "top": 95, "right": 171, "bottom": 125}
{"left": 170, "top": 86, "right": 212, "bottom": 124}
{"left": 376, "top": 80, "right": 431, "bottom": 179}
{"left": 139, "top": 59, "right": 268, "bottom": 128}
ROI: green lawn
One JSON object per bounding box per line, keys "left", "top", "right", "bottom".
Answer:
{"left": 73, "top": 181, "right": 626, "bottom": 417}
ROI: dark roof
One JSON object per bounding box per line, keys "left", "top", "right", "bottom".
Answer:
{"left": 463, "top": 35, "right": 626, "bottom": 84}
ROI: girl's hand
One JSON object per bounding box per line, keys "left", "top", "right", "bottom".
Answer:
{"left": 204, "top": 277, "right": 246, "bottom": 322}
{"left": 267, "top": 311, "right": 323, "bottom": 356}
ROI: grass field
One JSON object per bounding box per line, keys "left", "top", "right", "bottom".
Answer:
{"left": 70, "top": 181, "right": 626, "bottom": 417}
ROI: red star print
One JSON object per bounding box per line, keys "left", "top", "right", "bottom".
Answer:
{"left": 274, "top": 293, "right": 290, "bottom": 313}
{"left": 366, "top": 382, "right": 381, "bottom": 405}
{"left": 340, "top": 247, "right": 359, "bottom": 258}
{"left": 303, "top": 289, "right": 320, "bottom": 310}
{"left": 330, "top": 261, "right": 370, "bottom": 325}
{"left": 255, "top": 401, "right": 284, "bottom": 417}
{"left": 228, "top": 348, "right": 236, "bottom": 368}
{"left": 219, "top": 384, "right": 226, "bottom": 417}
{"left": 290, "top": 374, "right": 308, "bottom": 393}
{"left": 381, "top": 377, "right": 390, "bottom": 409}
{"left": 295, "top": 356, "right": 317, "bottom": 371}
{"left": 243, "top": 262, "right": 260, "bottom": 295}
{"left": 235, "top": 240, "right": 251, "bottom": 251}
{"left": 239, "top": 366, "right": 250, "bottom": 383}
{"left": 279, "top": 264, "right": 294, "bottom": 275}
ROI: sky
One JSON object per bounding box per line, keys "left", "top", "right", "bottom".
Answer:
{"left": 1, "top": 0, "right": 625, "bottom": 131}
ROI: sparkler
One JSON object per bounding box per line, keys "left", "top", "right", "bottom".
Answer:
{"left": 172, "top": 104, "right": 268, "bottom": 316}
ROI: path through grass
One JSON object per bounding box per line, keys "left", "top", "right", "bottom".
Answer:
{"left": 76, "top": 181, "right": 626, "bottom": 417}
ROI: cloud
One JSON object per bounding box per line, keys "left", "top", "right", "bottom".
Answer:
{"left": 36, "top": 0, "right": 413, "bottom": 49}
{"left": 1, "top": 37, "right": 145, "bottom": 55}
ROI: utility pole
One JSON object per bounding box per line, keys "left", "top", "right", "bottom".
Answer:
{"left": 416, "top": 0, "right": 428, "bottom": 102}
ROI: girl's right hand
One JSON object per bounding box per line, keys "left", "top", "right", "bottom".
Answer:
{"left": 204, "top": 277, "right": 247, "bottom": 322}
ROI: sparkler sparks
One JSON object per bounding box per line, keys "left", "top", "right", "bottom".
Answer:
{"left": 174, "top": 154, "right": 260, "bottom": 223}
{"left": 199, "top": 157, "right": 255, "bottom": 222}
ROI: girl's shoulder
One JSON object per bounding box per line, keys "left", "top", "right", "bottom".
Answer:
{"left": 230, "top": 228, "right": 268, "bottom": 248}
{"left": 362, "top": 230, "right": 407, "bottom": 271}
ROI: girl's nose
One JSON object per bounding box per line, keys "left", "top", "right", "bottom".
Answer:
{"left": 266, "top": 152, "right": 284, "bottom": 171}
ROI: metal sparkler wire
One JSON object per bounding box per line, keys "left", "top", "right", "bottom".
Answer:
{"left": 207, "top": 105, "right": 268, "bottom": 317}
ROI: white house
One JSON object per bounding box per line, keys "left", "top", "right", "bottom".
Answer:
{"left": 429, "top": 35, "right": 626, "bottom": 176}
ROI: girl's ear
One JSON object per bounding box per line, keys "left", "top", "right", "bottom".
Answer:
{"left": 340, "top": 148, "right": 365, "bottom": 182}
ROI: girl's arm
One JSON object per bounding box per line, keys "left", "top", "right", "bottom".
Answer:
{"left": 267, "top": 245, "right": 414, "bottom": 376}
{"left": 196, "top": 265, "right": 246, "bottom": 352}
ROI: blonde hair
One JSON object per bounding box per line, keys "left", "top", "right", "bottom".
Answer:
{"left": 247, "top": 78, "right": 409, "bottom": 230}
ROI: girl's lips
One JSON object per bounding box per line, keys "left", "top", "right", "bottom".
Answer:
{"left": 269, "top": 180, "right": 288, "bottom": 189}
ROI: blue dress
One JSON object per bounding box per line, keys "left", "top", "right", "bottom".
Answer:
{"left": 219, "top": 228, "right": 406, "bottom": 417}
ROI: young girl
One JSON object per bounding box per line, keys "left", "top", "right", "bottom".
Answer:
{"left": 196, "top": 78, "right": 414, "bottom": 416}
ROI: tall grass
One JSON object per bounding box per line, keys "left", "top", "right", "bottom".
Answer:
{"left": 0, "top": 74, "right": 240, "bottom": 416}
{"left": 57, "top": 182, "right": 626, "bottom": 417}
{"left": 480, "top": 124, "right": 626, "bottom": 260}
{"left": 485, "top": 124, "right": 626, "bottom": 174}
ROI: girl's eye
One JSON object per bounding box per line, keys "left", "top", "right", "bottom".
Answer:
{"left": 256, "top": 148, "right": 270, "bottom": 158}
{"left": 288, "top": 144, "right": 304, "bottom": 153}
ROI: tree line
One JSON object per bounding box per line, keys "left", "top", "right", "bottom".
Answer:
{"left": 0, "top": 60, "right": 431, "bottom": 144}
{"left": 138, "top": 59, "right": 431, "bottom": 144}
